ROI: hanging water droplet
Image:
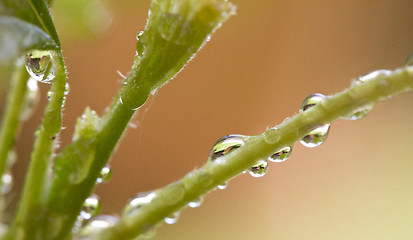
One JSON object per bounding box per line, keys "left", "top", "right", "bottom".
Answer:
{"left": 80, "top": 194, "right": 101, "bottom": 220}
{"left": 123, "top": 191, "right": 156, "bottom": 216}
{"left": 343, "top": 70, "right": 391, "bottom": 120}
{"left": 96, "top": 165, "right": 112, "bottom": 184}
{"left": 217, "top": 183, "right": 227, "bottom": 190}
{"left": 268, "top": 146, "right": 293, "bottom": 163}
{"left": 300, "top": 124, "right": 330, "bottom": 148}
{"left": 78, "top": 215, "right": 118, "bottom": 239}
{"left": 209, "top": 135, "right": 247, "bottom": 161}
{"left": 164, "top": 211, "right": 180, "bottom": 224}
{"left": 188, "top": 197, "right": 203, "bottom": 208}
{"left": 404, "top": 54, "right": 413, "bottom": 67}
{"left": 248, "top": 159, "right": 268, "bottom": 178}
{"left": 20, "top": 78, "right": 39, "bottom": 120}
{"left": 25, "top": 50, "right": 55, "bottom": 83}
{"left": 299, "top": 93, "right": 325, "bottom": 112}
{"left": 1, "top": 173, "right": 13, "bottom": 194}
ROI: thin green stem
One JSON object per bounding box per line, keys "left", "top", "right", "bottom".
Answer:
{"left": 93, "top": 66, "right": 413, "bottom": 240}
{"left": 3, "top": 51, "right": 66, "bottom": 240}
{"left": 0, "top": 59, "right": 29, "bottom": 220}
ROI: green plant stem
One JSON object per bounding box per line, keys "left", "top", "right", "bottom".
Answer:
{"left": 44, "top": 95, "right": 134, "bottom": 240}
{"left": 0, "top": 59, "right": 29, "bottom": 220}
{"left": 93, "top": 66, "right": 413, "bottom": 240}
{"left": 3, "top": 51, "right": 66, "bottom": 240}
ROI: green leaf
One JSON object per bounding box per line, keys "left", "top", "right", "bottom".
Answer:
{"left": 0, "top": 0, "right": 60, "bottom": 65}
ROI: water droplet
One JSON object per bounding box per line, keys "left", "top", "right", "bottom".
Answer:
{"left": 80, "top": 194, "right": 101, "bottom": 220}
{"left": 1, "top": 173, "right": 13, "bottom": 194}
{"left": 217, "top": 183, "right": 227, "bottom": 190}
{"left": 248, "top": 159, "right": 268, "bottom": 177}
{"left": 343, "top": 70, "right": 390, "bottom": 120}
{"left": 299, "top": 93, "right": 325, "bottom": 112}
{"left": 123, "top": 191, "right": 156, "bottom": 216}
{"left": 300, "top": 124, "right": 330, "bottom": 148}
{"left": 96, "top": 165, "right": 112, "bottom": 184}
{"left": 268, "top": 146, "right": 293, "bottom": 163}
{"left": 188, "top": 197, "right": 203, "bottom": 208}
{"left": 209, "top": 135, "right": 247, "bottom": 161}
{"left": 64, "top": 82, "right": 70, "bottom": 95}
{"left": 135, "top": 31, "right": 145, "bottom": 63}
{"left": 47, "top": 91, "right": 53, "bottom": 101}
{"left": 354, "top": 70, "right": 392, "bottom": 85}
{"left": 404, "top": 54, "right": 413, "bottom": 67}
{"left": 78, "top": 215, "right": 118, "bottom": 239}
{"left": 21, "top": 78, "right": 39, "bottom": 120}
{"left": 164, "top": 212, "right": 180, "bottom": 224}
{"left": 25, "top": 50, "right": 55, "bottom": 83}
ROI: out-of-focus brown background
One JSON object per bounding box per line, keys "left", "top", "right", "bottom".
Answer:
{"left": 3, "top": 0, "right": 413, "bottom": 239}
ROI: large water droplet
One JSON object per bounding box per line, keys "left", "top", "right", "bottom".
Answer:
{"left": 96, "top": 165, "right": 112, "bottom": 184}
{"left": 164, "top": 212, "right": 180, "bottom": 224}
{"left": 78, "top": 215, "right": 118, "bottom": 239}
{"left": 248, "top": 159, "right": 268, "bottom": 177}
{"left": 20, "top": 78, "right": 39, "bottom": 121}
{"left": 209, "top": 135, "right": 247, "bottom": 161}
{"left": 25, "top": 50, "right": 55, "bottom": 83}
{"left": 188, "top": 197, "right": 203, "bottom": 208}
{"left": 123, "top": 191, "right": 156, "bottom": 216}
{"left": 268, "top": 146, "right": 293, "bottom": 163}
{"left": 404, "top": 54, "right": 413, "bottom": 67}
{"left": 300, "top": 124, "right": 330, "bottom": 148}
{"left": 80, "top": 194, "right": 101, "bottom": 220}
{"left": 1, "top": 173, "right": 13, "bottom": 194}
{"left": 299, "top": 93, "right": 330, "bottom": 147}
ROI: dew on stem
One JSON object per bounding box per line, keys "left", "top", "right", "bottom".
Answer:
{"left": 268, "top": 146, "right": 293, "bottom": 163}
{"left": 248, "top": 159, "right": 268, "bottom": 177}
{"left": 123, "top": 191, "right": 157, "bottom": 216}
{"left": 343, "top": 70, "right": 391, "bottom": 120}
{"left": 25, "top": 50, "right": 55, "bottom": 83}
{"left": 80, "top": 194, "right": 102, "bottom": 220}
{"left": 208, "top": 135, "right": 248, "bottom": 162}
{"left": 188, "top": 197, "right": 203, "bottom": 208}
{"left": 78, "top": 215, "right": 119, "bottom": 239}
{"left": 299, "top": 93, "right": 330, "bottom": 147}
{"left": 164, "top": 211, "right": 180, "bottom": 225}
{"left": 96, "top": 165, "right": 112, "bottom": 184}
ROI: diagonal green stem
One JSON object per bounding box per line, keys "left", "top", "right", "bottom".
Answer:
{"left": 3, "top": 51, "right": 66, "bottom": 240}
{"left": 93, "top": 66, "right": 413, "bottom": 240}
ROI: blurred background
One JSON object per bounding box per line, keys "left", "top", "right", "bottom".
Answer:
{"left": 2, "top": 0, "right": 413, "bottom": 239}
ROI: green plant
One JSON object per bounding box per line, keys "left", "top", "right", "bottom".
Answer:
{"left": 0, "top": 0, "right": 412, "bottom": 239}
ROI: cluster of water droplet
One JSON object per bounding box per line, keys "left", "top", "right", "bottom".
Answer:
{"left": 25, "top": 50, "right": 55, "bottom": 83}
{"left": 96, "top": 165, "right": 112, "bottom": 184}
{"left": 299, "top": 93, "right": 331, "bottom": 147}
{"left": 208, "top": 134, "right": 293, "bottom": 181}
